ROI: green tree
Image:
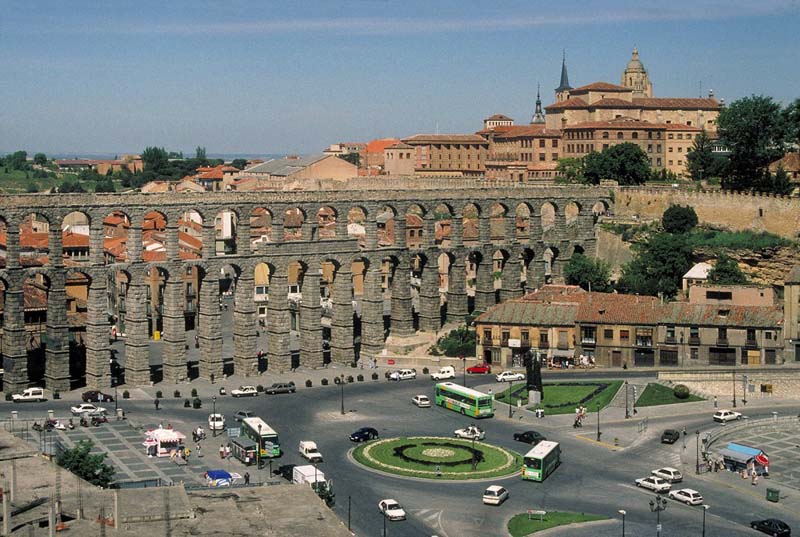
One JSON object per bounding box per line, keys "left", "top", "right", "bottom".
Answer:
{"left": 231, "top": 158, "right": 248, "bottom": 170}
{"left": 7, "top": 150, "right": 29, "bottom": 170}
{"left": 771, "top": 166, "right": 793, "bottom": 196}
{"left": 94, "top": 178, "right": 116, "bottom": 193}
{"left": 26, "top": 182, "right": 38, "bottom": 193}
{"left": 707, "top": 253, "right": 747, "bottom": 285}
{"left": 56, "top": 440, "right": 115, "bottom": 488}
{"left": 685, "top": 129, "right": 727, "bottom": 181}
{"left": 33, "top": 152, "right": 48, "bottom": 166}
{"left": 583, "top": 143, "right": 651, "bottom": 185}
{"left": 662, "top": 205, "right": 698, "bottom": 234}
{"left": 717, "top": 95, "right": 787, "bottom": 191}
{"left": 58, "top": 180, "right": 86, "bottom": 193}
{"left": 338, "top": 152, "right": 360, "bottom": 167}
{"left": 556, "top": 157, "right": 585, "bottom": 183}
{"left": 563, "top": 253, "right": 612, "bottom": 292}
{"left": 141, "top": 146, "right": 169, "bottom": 171}
{"left": 783, "top": 98, "right": 800, "bottom": 146}
{"left": 431, "top": 326, "right": 476, "bottom": 357}
{"left": 195, "top": 146, "right": 207, "bottom": 161}
{"left": 618, "top": 233, "right": 693, "bottom": 298}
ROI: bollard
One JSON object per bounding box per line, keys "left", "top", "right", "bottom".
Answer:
{"left": 772, "top": 411, "right": 778, "bottom": 422}
{"left": 47, "top": 410, "right": 54, "bottom": 420}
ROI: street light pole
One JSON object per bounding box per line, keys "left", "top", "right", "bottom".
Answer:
{"left": 649, "top": 496, "right": 667, "bottom": 537}
{"left": 340, "top": 374, "right": 345, "bottom": 415}
{"left": 695, "top": 430, "right": 701, "bottom": 474}
{"left": 596, "top": 402, "right": 601, "bottom": 442}
{"left": 257, "top": 423, "right": 262, "bottom": 469}
{"left": 732, "top": 366, "right": 737, "bottom": 408}
{"left": 461, "top": 355, "right": 466, "bottom": 386}
{"left": 618, "top": 509, "right": 626, "bottom": 537}
{"left": 702, "top": 505, "right": 709, "bottom": 537}
{"left": 212, "top": 396, "right": 217, "bottom": 437}
{"left": 624, "top": 380, "right": 630, "bottom": 419}
{"left": 507, "top": 379, "right": 513, "bottom": 418}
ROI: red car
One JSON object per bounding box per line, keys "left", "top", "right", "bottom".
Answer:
{"left": 467, "top": 363, "right": 492, "bottom": 374}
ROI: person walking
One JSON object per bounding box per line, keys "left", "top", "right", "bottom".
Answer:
{"left": 154, "top": 398, "right": 160, "bottom": 411}
{"left": 713, "top": 395, "right": 718, "bottom": 408}
{"left": 244, "top": 472, "right": 250, "bottom": 485}
{"left": 219, "top": 444, "right": 225, "bottom": 459}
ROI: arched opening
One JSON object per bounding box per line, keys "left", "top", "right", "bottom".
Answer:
{"left": 347, "top": 206, "right": 367, "bottom": 247}
{"left": 318, "top": 206, "right": 337, "bottom": 239}
{"left": 565, "top": 201, "right": 581, "bottom": 227}
{"left": 515, "top": 203, "right": 531, "bottom": 242}
{"left": 102, "top": 211, "right": 130, "bottom": 265}
{"left": 543, "top": 247, "right": 559, "bottom": 284}
{"left": 377, "top": 205, "right": 397, "bottom": 247}
{"left": 541, "top": 202, "right": 556, "bottom": 234}
{"left": 250, "top": 208, "right": 273, "bottom": 247}
{"left": 62, "top": 211, "right": 91, "bottom": 265}
{"left": 24, "top": 273, "right": 48, "bottom": 384}
{"left": 215, "top": 210, "right": 238, "bottom": 255}
{"left": 437, "top": 252, "right": 451, "bottom": 325}
{"left": 143, "top": 211, "right": 167, "bottom": 261}
{"left": 433, "top": 204, "right": 452, "bottom": 247}
{"left": 179, "top": 210, "right": 203, "bottom": 259}
{"left": 489, "top": 203, "right": 508, "bottom": 242}
{"left": 462, "top": 204, "right": 480, "bottom": 245}
{"left": 20, "top": 213, "right": 50, "bottom": 267}
{"left": 592, "top": 200, "right": 610, "bottom": 224}
{"left": 283, "top": 207, "right": 305, "bottom": 242}
{"left": 254, "top": 262, "right": 271, "bottom": 371}
{"left": 406, "top": 204, "right": 425, "bottom": 248}
{"left": 66, "top": 270, "right": 91, "bottom": 388}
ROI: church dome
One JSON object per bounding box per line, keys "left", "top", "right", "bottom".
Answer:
{"left": 626, "top": 48, "right": 645, "bottom": 72}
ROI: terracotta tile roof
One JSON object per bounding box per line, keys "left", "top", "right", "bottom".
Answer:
{"left": 491, "top": 125, "right": 561, "bottom": 139}
{"left": 475, "top": 125, "right": 516, "bottom": 135}
{"left": 103, "top": 214, "right": 130, "bottom": 227}
{"left": 633, "top": 97, "right": 721, "bottom": 110}
{"left": 485, "top": 114, "right": 513, "bottom": 121}
{"left": 365, "top": 138, "right": 400, "bottom": 154}
{"left": 770, "top": 152, "right": 800, "bottom": 173}
{"left": 403, "top": 134, "right": 488, "bottom": 144}
{"left": 587, "top": 98, "right": 638, "bottom": 108}
{"left": 19, "top": 232, "right": 49, "bottom": 249}
{"left": 198, "top": 167, "right": 225, "bottom": 180}
{"left": 142, "top": 249, "right": 165, "bottom": 262}
{"left": 178, "top": 231, "right": 202, "bottom": 250}
{"left": 520, "top": 285, "right": 586, "bottom": 303}
{"left": 661, "top": 303, "right": 783, "bottom": 328}
{"left": 61, "top": 231, "right": 89, "bottom": 248}
{"left": 575, "top": 294, "right": 661, "bottom": 325}
{"left": 564, "top": 119, "right": 664, "bottom": 130}
{"left": 571, "top": 82, "right": 631, "bottom": 92}
{"left": 476, "top": 301, "right": 578, "bottom": 326}
{"left": 544, "top": 97, "right": 589, "bottom": 111}
{"left": 663, "top": 123, "right": 702, "bottom": 131}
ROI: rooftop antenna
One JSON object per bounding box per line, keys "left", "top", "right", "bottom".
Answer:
{"left": 699, "top": 80, "right": 703, "bottom": 98}
{"left": 435, "top": 121, "right": 439, "bottom": 135}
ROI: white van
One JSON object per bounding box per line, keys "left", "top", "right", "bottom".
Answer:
{"left": 430, "top": 366, "right": 455, "bottom": 380}
{"left": 299, "top": 440, "right": 323, "bottom": 463}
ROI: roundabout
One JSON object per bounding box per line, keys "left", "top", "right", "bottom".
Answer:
{"left": 352, "top": 436, "right": 522, "bottom": 480}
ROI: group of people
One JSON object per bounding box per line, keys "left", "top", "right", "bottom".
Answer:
{"left": 218, "top": 443, "right": 233, "bottom": 459}
{"left": 573, "top": 406, "right": 588, "bottom": 428}
{"left": 192, "top": 426, "right": 206, "bottom": 442}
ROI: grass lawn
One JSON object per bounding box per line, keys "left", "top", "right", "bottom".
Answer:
{"left": 636, "top": 383, "right": 704, "bottom": 407}
{"left": 496, "top": 381, "right": 623, "bottom": 415}
{"left": 508, "top": 511, "right": 608, "bottom": 536}
{"left": 352, "top": 437, "right": 522, "bottom": 480}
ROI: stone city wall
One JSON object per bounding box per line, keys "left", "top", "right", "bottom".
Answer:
{"left": 659, "top": 367, "right": 800, "bottom": 399}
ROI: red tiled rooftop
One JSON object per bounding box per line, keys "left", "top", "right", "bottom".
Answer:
{"left": 544, "top": 96, "right": 589, "bottom": 111}
{"left": 365, "top": 138, "right": 401, "bottom": 154}
{"left": 633, "top": 97, "right": 721, "bottom": 110}
{"left": 571, "top": 82, "right": 631, "bottom": 93}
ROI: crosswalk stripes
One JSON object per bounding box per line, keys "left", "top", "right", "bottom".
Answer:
{"left": 411, "top": 508, "right": 443, "bottom": 526}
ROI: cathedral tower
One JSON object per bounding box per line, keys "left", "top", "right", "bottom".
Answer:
{"left": 531, "top": 84, "right": 545, "bottom": 124}
{"left": 554, "top": 51, "right": 572, "bottom": 102}
{"left": 621, "top": 47, "right": 653, "bottom": 97}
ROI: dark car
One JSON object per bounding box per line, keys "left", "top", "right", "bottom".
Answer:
{"left": 350, "top": 427, "right": 379, "bottom": 442}
{"left": 81, "top": 390, "right": 114, "bottom": 403}
{"left": 513, "top": 430, "right": 546, "bottom": 445}
{"left": 661, "top": 429, "right": 680, "bottom": 444}
{"left": 751, "top": 518, "right": 791, "bottom": 537}
{"left": 265, "top": 382, "right": 296, "bottom": 395}
{"left": 234, "top": 410, "right": 254, "bottom": 422}
{"left": 275, "top": 464, "right": 296, "bottom": 482}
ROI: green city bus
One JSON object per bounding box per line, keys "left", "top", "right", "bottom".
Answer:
{"left": 241, "top": 417, "right": 281, "bottom": 458}
{"left": 522, "top": 440, "right": 561, "bottom": 481}
{"left": 434, "top": 382, "right": 494, "bottom": 418}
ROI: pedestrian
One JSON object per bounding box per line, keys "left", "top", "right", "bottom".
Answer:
{"left": 436, "top": 464, "right": 442, "bottom": 477}
{"left": 219, "top": 444, "right": 225, "bottom": 459}
{"left": 713, "top": 395, "right": 718, "bottom": 408}
{"left": 211, "top": 373, "right": 215, "bottom": 385}
{"left": 244, "top": 472, "right": 250, "bottom": 485}
{"left": 154, "top": 398, "right": 160, "bottom": 411}
{"left": 196, "top": 443, "right": 202, "bottom": 457}
{"left": 225, "top": 443, "right": 231, "bottom": 459}
{"left": 184, "top": 447, "right": 191, "bottom": 462}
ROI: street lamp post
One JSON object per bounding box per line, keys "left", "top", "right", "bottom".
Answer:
{"left": 618, "top": 509, "right": 626, "bottom": 537}
{"left": 702, "top": 505, "right": 710, "bottom": 537}
{"left": 596, "top": 402, "right": 601, "bottom": 442}
{"left": 742, "top": 374, "right": 748, "bottom": 406}
{"left": 340, "top": 374, "right": 345, "bottom": 415}
{"left": 507, "top": 379, "right": 513, "bottom": 418}
{"left": 695, "top": 430, "right": 701, "bottom": 474}
{"left": 649, "top": 496, "right": 667, "bottom": 537}
{"left": 114, "top": 384, "right": 118, "bottom": 413}
{"left": 732, "top": 366, "right": 737, "bottom": 408}
{"left": 624, "top": 380, "right": 630, "bottom": 419}
{"left": 461, "top": 355, "right": 466, "bottom": 386}
{"left": 257, "top": 423, "right": 262, "bottom": 469}
{"left": 212, "top": 396, "right": 217, "bottom": 437}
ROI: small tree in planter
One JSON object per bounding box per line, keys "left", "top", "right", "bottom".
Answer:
{"left": 155, "top": 390, "right": 163, "bottom": 399}
{"left": 673, "top": 384, "right": 691, "bottom": 399}
{"left": 184, "top": 398, "right": 191, "bottom": 408}
{"left": 122, "top": 390, "right": 130, "bottom": 399}
{"left": 305, "top": 379, "right": 312, "bottom": 388}
{"left": 173, "top": 390, "right": 181, "bottom": 398}
{"left": 256, "top": 385, "right": 265, "bottom": 392}
{"left": 357, "top": 374, "right": 364, "bottom": 382}
{"left": 371, "top": 372, "right": 379, "bottom": 381}
{"left": 321, "top": 378, "right": 329, "bottom": 386}
{"left": 192, "top": 398, "right": 202, "bottom": 409}
{"left": 334, "top": 376, "right": 341, "bottom": 385}
{"left": 190, "top": 388, "right": 198, "bottom": 398}
{"left": 422, "top": 367, "right": 429, "bottom": 375}
{"left": 346, "top": 375, "right": 354, "bottom": 383}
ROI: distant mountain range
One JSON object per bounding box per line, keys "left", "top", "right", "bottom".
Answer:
{"left": 1, "top": 151, "right": 287, "bottom": 161}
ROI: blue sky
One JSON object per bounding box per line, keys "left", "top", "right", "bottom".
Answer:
{"left": 1, "top": 0, "right": 798, "bottom": 155}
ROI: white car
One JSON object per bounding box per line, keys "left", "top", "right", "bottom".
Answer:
{"left": 482, "top": 485, "right": 509, "bottom": 505}
{"left": 635, "top": 476, "right": 672, "bottom": 493}
{"left": 12, "top": 387, "right": 45, "bottom": 402}
{"left": 454, "top": 425, "right": 485, "bottom": 440}
{"left": 651, "top": 467, "right": 683, "bottom": 483}
{"left": 231, "top": 385, "right": 259, "bottom": 398}
{"left": 389, "top": 369, "right": 417, "bottom": 381}
{"left": 208, "top": 413, "right": 225, "bottom": 431}
{"left": 412, "top": 395, "right": 431, "bottom": 408}
{"left": 378, "top": 499, "right": 406, "bottom": 521}
{"left": 495, "top": 371, "right": 525, "bottom": 383}
{"left": 70, "top": 403, "right": 107, "bottom": 416}
{"left": 713, "top": 409, "right": 742, "bottom": 423}
{"left": 668, "top": 488, "right": 704, "bottom": 505}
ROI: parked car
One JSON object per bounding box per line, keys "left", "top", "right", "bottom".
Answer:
{"left": 635, "top": 476, "right": 672, "bottom": 493}
{"left": 668, "top": 488, "right": 703, "bottom": 505}
{"left": 208, "top": 413, "right": 225, "bottom": 431}
{"left": 513, "top": 430, "right": 546, "bottom": 445}
{"left": 660, "top": 429, "right": 680, "bottom": 444}
{"left": 454, "top": 425, "right": 485, "bottom": 440}
{"left": 430, "top": 366, "right": 455, "bottom": 380}
{"left": 378, "top": 499, "right": 406, "bottom": 521}
{"left": 231, "top": 386, "right": 259, "bottom": 398}
{"left": 233, "top": 410, "right": 254, "bottom": 422}
{"left": 651, "top": 467, "right": 683, "bottom": 483}
{"left": 82, "top": 390, "right": 114, "bottom": 403}
{"left": 70, "top": 403, "right": 107, "bottom": 416}
{"left": 482, "top": 485, "right": 509, "bottom": 505}
{"left": 495, "top": 371, "right": 525, "bottom": 382}
{"left": 467, "top": 363, "right": 492, "bottom": 374}
{"left": 265, "top": 382, "right": 296, "bottom": 395}
{"left": 350, "top": 427, "right": 379, "bottom": 442}
{"left": 389, "top": 369, "right": 417, "bottom": 381}
{"left": 12, "top": 387, "right": 45, "bottom": 403}
{"left": 713, "top": 409, "right": 742, "bottom": 423}
{"left": 412, "top": 395, "right": 431, "bottom": 408}
{"left": 750, "top": 519, "right": 791, "bottom": 537}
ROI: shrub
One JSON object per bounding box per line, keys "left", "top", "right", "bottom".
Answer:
{"left": 422, "top": 367, "right": 429, "bottom": 375}
{"left": 190, "top": 388, "right": 198, "bottom": 397}
{"left": 122, "top": 390, "right": 130, "bottom": 399}
{"left": 372, "top": 372, "right": 379, "bottom": 381}
{"left": 184, "top": 398, "right": 191, "bottom": 408}
{"left": 305, "top": 379, "right": 312, "bottom": 388}
{"left": 357, "top": 374, "right": 364, "bottom": 382}
{"left": 192, "top": 398, "right": 202, "bottom": 409}
{"left": 256, "top": 385, "right": 264, "bottom": 392}
{"left": 347, "top": 375, "right": 354, "bottom": 383}
{"left": 155, "top": 390, "right": 163, "bottom": 399}
{"left": 350, "top": 361, "right": 357, "bottom": 368}
{"left": 385, "top": 371, "right": 391, "bottom": 379}
{"left": 673, "top": 384, "right": 691, "bottom": 399}
{"left": 321, "top": 378, "right": 329, "bottom": 386}
{"left": 334, "top": 376, "right": 342, "bottom": 385}
{"left": 173, "top": 390, "right": 181, "bottom": 398}
{"left": 662, "top": 205, "right": 698, "bottom": 234}
{"left": 5, "top": 393, "right": 13, "bottom": 401}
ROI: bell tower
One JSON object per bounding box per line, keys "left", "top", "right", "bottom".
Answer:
{"left": 554, "top": 50, "right": 572, "bottom": 102}
{"left": 621, "top": 47, "right": 653, "bottom": 97}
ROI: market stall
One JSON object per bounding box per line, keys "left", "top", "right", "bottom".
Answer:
{"left": 143, "top": 428, "right": 186, "bottom": 457}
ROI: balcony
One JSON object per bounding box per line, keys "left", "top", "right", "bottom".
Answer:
{"left": 581, "top": 338, "right": 597, "bottom": 345}
{"left": 635, "top": 338, "right": 653, "bottom": 348}
{"left": 745, "top": 339, "right": 758, "bottom": 349}
{"left": 664, "top": 336, "right": 676, "bottom": 345}
{"left": 538, "top": 341, "right": 550, "bottom": 349}
{"left": 556, "top": 342, "right": 570, "bottom": 350}
{"left": 688, "top": 336, "right": 701, "bottom": 346}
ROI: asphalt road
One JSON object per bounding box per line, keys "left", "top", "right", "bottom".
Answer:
{"left": 5, "top": 376, "right": 800, "bottom": 537}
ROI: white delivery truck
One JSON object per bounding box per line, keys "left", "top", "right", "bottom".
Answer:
{"left": 430, "top": 366, "right": 455, "bottom": 380}
{"left": 293, "top": 464, "right": 326, "bottom": 486}
{"left": 299, "top": 440, "right": 324, "bottom": 463}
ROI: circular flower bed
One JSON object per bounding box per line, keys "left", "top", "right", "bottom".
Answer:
{"left": 352, "top": 436, "right": 522, "bottom": 480}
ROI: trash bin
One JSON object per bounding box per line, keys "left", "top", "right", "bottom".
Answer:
{"left": 116, "top": 408, "right": 125, "bottom": 420}
{"left": 766, "top": 488, "right": 780, "bottom": 503}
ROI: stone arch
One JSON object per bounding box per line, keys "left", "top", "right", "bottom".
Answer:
{"left": 406, "top": 204, "right": 426, "bottom": 248}
{"left": 515, "top": 203, "right": 532, "bottom": 241}
{"left": 21, "top": 212, "right": 51, "bottom": 266}
{"left": 178, "top": 210, "right": 204, "bottom": 259}
{"left": 543, "top": 246, "right": 559, "bottom": 283}
{"left": 317, "top": 206, "right": 338, "bottom": 239}
{"left": 433, "top": 203, "right": 453, "bottom": 247}
{"left": 461, "top": 203, "right": 480, "bottom": 244}
{"left": 377, "top": 205, "right": 398, "bottom": 247}
{"left": 142, "top": 210, "right": 167, "bottom": 261}
{"left": 62, "top": 210, "right": 91, "bottom": 265}
{"left": 250, "top": 207, "right": 273, "bottom": 247}
{"left": 283, "top": 207, "right": 306, "bottom": 242}
{"left": 540, "top": 202, "right": 557, "bottom": 233}
{"left": 347, "top": 206, "right": 368, "bottom": 247}
{"left": 489, "top": 202, "right": 509, "bottom": 242}
{"left": 565, "top": 201, "right": 582, "bottom": 227}
{"left": 214, "top": 209, "right": 239, "bottom": 255}
{"left": 101, "top": 210, "right": 131, "bottom": 265}
{"left": 492, "top": 249, "right": 511, "bottom": 290}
